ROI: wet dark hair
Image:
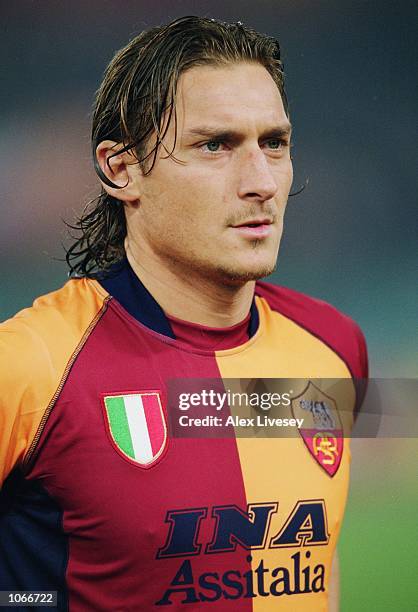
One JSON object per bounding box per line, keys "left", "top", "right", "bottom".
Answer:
{"left": 65, "top": 15, "right": 289, "bottom": 276}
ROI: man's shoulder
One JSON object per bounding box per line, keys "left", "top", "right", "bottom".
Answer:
{"left": 255, "top": 280, "right": 368, "bottom": 379}
{"left": 255, "top": 280, "right": 359, "bottom": 331}
{"left": 0, "top": 278, "right": 110, "bottom": 483}
{"left": 0, "top": 278, "right": 108, "bottom": 379}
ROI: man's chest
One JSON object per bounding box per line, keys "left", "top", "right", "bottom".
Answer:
{"left": 22, "top": 305, "right": 355, "bottom": 610}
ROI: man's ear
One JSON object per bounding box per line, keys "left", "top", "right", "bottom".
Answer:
{"left": 95, "top": 140, "right": 142, "bottom": 202}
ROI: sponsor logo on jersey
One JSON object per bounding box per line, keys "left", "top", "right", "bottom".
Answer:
{"left": 155, "top": 552, "right": 325, "bottom": 605}
{"left": 102, "top": 391, "right": 167, "bottom": 467}
{"left": 155, "top": 499, "right": 329, "bottom": 605}
{"left": 292, "top": 382, "right": 343, "bottom": 476}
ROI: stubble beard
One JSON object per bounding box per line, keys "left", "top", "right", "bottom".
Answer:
{"left": 212, "top": 242, "right": 279, "bottom": 285}
{"left": 215, "top": 261, "right": 277, "bottom": 284}
{"left": 217, "top": 205, "right": 283, "bottom": 284}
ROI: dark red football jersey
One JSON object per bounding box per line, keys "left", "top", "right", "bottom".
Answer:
{"left": 0, "top": 260, "right": 367, "bottom": 611}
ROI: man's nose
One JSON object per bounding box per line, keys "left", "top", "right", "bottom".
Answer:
{"left": 236, "top": 150, "right": 278, "bottom": 202}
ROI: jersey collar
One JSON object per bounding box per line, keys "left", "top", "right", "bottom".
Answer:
{"left": 96, "top": 257, "right": 259, "bottom": 340}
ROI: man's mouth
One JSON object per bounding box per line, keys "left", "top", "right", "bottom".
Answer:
{"left": 232, "top": 218, "right": 273, "bottom": 238}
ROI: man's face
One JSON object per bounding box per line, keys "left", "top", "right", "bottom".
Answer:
{"left": 128, "top": 62, "right": 293, "bottom": 284}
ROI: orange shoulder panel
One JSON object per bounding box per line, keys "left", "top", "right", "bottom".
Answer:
{"left": 0, "top": 278, "right": 108, "bottom": 487}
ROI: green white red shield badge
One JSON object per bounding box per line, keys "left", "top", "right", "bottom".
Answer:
{"left": 292, "top": 382, "right": 343, "bottom": 477}
{"left": 102, "top": 391, "right": 167, "bottom": 468}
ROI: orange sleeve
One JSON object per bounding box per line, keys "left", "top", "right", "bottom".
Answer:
{"left": 0, "top": 278, "right": 108, "bottom": 487}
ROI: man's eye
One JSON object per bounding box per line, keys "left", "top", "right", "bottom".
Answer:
{"left": 266, "top": 138, "right": 286, "bottom": 150}
{"left": 202, "top": 140, "right": 223, "bottom": 153}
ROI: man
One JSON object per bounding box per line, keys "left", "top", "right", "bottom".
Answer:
{"left": 0, "top": 16, "right": 367, "bottom": 611}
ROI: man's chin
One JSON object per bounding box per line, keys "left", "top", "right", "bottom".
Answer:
{"left": 215, "top": 262, "right": 277, "bottom": 284}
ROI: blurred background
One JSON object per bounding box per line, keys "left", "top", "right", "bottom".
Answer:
{"left": 1, "top": 1, "right": 417, "bottom": 609}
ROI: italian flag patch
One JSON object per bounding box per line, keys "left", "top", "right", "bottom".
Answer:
{"left": 102, "top": 392, "right": 167, "bottom": 467}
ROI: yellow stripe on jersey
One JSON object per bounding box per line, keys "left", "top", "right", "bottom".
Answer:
{"left": 215, "top": 295, "right": 356, "bottom": 611}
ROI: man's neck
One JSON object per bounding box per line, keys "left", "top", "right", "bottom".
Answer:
{"left": 126, "top": 246, "right": 255, "bottom": 328}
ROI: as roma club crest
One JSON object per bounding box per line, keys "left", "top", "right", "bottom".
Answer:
{"left": 102, "top": 391, "right": 167, "bottom": 468}
{"left": 292, "top": 382, "right": 343, "bottom": 477}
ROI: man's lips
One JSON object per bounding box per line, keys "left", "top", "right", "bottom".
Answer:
{"left": 233, "top": 218, "right": 273, "bottom": 228}
{"left": 231, "top": 218, "right": 274, "bottom": 238}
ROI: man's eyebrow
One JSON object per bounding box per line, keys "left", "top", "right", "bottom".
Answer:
{"left": 182, "top": 123, "right": 293, "bottom": 141}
